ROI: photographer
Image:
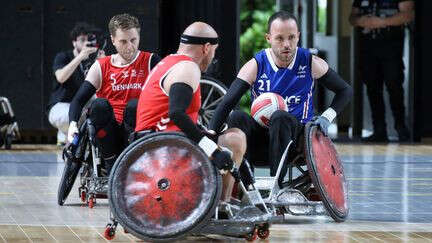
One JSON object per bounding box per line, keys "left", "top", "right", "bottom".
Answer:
{"left": 47, "top": 22, "right": 105, "bottom": 146}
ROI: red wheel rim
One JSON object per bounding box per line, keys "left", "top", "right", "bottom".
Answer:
{"left": 109, "top": 133, "right": 220, "bottom": 240}
{"left": 305, "top": 124, "right": 348, "bottom": 220}
{"left": 123, "top": 145, "right": 205, "bottom": 226}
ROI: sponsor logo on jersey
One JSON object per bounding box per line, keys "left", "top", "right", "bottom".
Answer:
{"left": 109, "top": 69, "right": 146, "bottom": 91}
{"left": 156, "top": 117, "right": 170, "bottom": 131}
{"left": 260, "top": 73, "right": 268, "bottom": 79}
{"left": 297, "top": 65, "right": 307, "bottom": 78}
{"left": 112, "top": 83, "right": 143, "bottom": 91}
{"left": 285, "top": 95, "right": 301, "bottom": 112}
{"left": 284, "top": 95, "right": 301, "bottom": 104}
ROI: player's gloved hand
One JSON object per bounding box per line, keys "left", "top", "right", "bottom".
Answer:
{"left": 211, "top": 149, "right": 235, "bottom": 172}
{"left": 311, "top": 116, "right": 330, "bottom": 136}
{"left": 199, "top": 123, "right": 228, "bottom": 142}
{"left": 198, "top": 136, "right": 235, "bottom": 173}
{"left": 67, "top": 121, "right": 79, "bottom": 143}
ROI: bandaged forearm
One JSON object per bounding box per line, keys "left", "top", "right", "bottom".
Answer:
{"left": 209, "top": 78, "right": 250, "bottom": 131}
{"left": 69, "top": 81, "right": 96, "bottom": 122}
{"left": 168, "top": 82, "right": 204, "bottom": 143}
{"left": 317, "top": 68, "right": 353, "bottom": 116}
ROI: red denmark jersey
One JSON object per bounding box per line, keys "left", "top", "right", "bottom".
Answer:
{"left": 136, "top": 54, "right": 201, "bottom": 132}
{"left": 96, "top": 51, "right": 152, "bottom": 123}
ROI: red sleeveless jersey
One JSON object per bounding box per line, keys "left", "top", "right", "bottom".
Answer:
{"left": 135, "top": 54, "right": 201, "bottom": 132}
{"left": 96, "top": 51, "right": 152, "bottom": 123}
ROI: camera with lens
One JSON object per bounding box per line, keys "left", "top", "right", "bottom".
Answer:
{"left": 86, "top": 28, "right": 107, "bottom": 50}
{"left": 86, "top": 34, "right": 98, "bottom": 48}
{"left": 81, "top": 28, "right": 108, "bottom": 75}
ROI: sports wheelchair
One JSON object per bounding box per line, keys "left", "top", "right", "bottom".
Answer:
{"left": 104, "top": 132, "right": 272, "bottom": 241}
{"left": 57, "top": 77, "right": 229, "bottom": 208}
{"left": 102, "top": 122, "right": 348, "bottom": 241}
{"left": 57, "top": 116, "right": 108, "bottom": 208}
{"left": 0, "top": 97, "right": 20, "bottom": 150}
{"left": 253, "top": 122, "right": 349, "bottom": 223}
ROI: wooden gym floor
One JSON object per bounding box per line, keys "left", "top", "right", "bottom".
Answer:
{"left": 0, "top": 143, "right": 432, "bottom": 242}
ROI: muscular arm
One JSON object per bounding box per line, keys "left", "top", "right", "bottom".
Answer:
{"left": 349, "top": 1, "right": 414, "bottom": 29}
{"left": 312, "top": 55, "right": 353, "bottom": 120}
{"left": 54, "top": 54, "right": 86, "bottom": 84}
{"left": 54, "top": 44, "right": 98, "bottom": 83}
{"left": 68, "top": 61, "right": 101, "bottom": 122}
{"left": 85, "top": 61, "right": 102, "bottom": 90}
{"left": 208, "top": 59, "right": 256, "bottom": 131}
{"left": 165, "top": 62, "right": 204, "bottom": 142}
{"left": 383, "top": 1, "right": 414, "bottom": 27}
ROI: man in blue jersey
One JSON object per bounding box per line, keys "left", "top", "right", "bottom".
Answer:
{"left": 209, "top": 11, "right": 353, "bottom": 187}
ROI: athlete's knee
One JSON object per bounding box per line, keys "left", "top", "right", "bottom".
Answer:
{"left": 218, "top": 128, "right": 246, "bottom": 158}
{"left": 89, "top": 98, "right": 114, "bottom": 127}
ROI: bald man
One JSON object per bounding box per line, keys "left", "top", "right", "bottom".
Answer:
{"left": 136, "top": 22, "right": 245, "bottom": 203}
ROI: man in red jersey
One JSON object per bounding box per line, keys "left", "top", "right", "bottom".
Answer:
{"left": 136, "top": 22, "right": 246, "bottom": 203}
{"left": 67, "top": 13, "right": 160, "bottom": 174}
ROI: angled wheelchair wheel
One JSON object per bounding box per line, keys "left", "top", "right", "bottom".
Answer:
{"left": 58, "top": 158, "right": 81, "bottom": 206}
{"left": 304, "top": 122, "right": 349, "bottom": 222}
{"left": 199, "top": 76, "right": 227, "bottom": 127}
{"left": 109, "top": 132, "right": 222, "bottom": 242}
{"left": 58, "top": 121, "right": 89, "bottom": 206}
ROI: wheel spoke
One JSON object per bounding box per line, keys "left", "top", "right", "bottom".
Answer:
{"left": 205, "top": 96, "right": 223, "bottom": 109}
{"left": 202, "top": 86, "right": 215, "bottom": 108}
{"left": 204, "top": 110, "right": 215, "bottom": 117}
{"left": 202, "top": 114, "right": 210, "bottom": 126}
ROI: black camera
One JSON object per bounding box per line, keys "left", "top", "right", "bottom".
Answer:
{"left": 86, "top": 29, "right": 107, "bottom": 50}
{"left": 86, "top": 34, "right": 98, "bottom": 48}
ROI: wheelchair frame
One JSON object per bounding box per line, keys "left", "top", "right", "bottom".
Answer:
{"left": 0, "top": 97, "right": 20, "bottom": 150}
{"left": 58, "top": 118, "right": 109, "bottom": 208}
{"left": 104, "top": 132, "right": 273, "bottom": 242}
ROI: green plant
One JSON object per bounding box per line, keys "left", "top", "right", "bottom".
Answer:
{"left": 238, "top": 1, "right": 276, "bottom": 113}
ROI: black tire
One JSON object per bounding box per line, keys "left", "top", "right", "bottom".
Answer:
{"left": 109, "top": 132, "right": 222, "bottom": 242}
{"left": 199, "top": 76, "right": 227, "bottom": 128}
{"left": 57, "top": 159, "right": 81, "bottom": 206}
{"left": 4, "top": 134, "right": 12, "bottom": 150}
{"left": 304, "top": 123, "right": 349, "bottom": 222}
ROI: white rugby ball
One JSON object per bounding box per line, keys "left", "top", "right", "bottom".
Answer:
{"left": 251, "top": 92, "right": 288, "bottom": 128}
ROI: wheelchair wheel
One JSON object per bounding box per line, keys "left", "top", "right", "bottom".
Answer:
{"left": 109, "top": 132, "right": 222, "bottom": 242}
{"left": 304, "top": 123, "right": 349, "bottom": 222}
{"left": 58, "top": 158, "right": 81, "bottom": 206}
{"left": 199, "top": 76, "right": 227, "bottom": 127}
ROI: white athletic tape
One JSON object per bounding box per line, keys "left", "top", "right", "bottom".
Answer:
{"left": 321, "top": 107, "right": 337, "bottom": 123}
{"left": 198, "top": 136, "right": 218, "bottom": 157}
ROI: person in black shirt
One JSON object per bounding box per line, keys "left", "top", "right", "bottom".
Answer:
{"left": 47, "top": 22, "right": 104, "bottom": 145}
{"left": 349, "top": 0, "right": 414, "bottom": 142}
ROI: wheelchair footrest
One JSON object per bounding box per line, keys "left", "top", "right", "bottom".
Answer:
{"left": 84, "top": 176, "right": 109, "bottom": 195}
{"left": 267, "top": 188, "right": 327, "bottom": 216}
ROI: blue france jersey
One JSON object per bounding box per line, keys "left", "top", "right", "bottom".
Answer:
{"left": 252, "top": 47, "right": 315, "bottom": 124}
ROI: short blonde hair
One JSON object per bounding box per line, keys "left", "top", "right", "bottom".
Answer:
{"left": 108, "top": 13, "right": 140, "bottom": 36}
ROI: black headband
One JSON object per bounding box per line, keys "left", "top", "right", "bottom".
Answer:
{"left": 180, "top": 34, "right": 218, "bottom": 45}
